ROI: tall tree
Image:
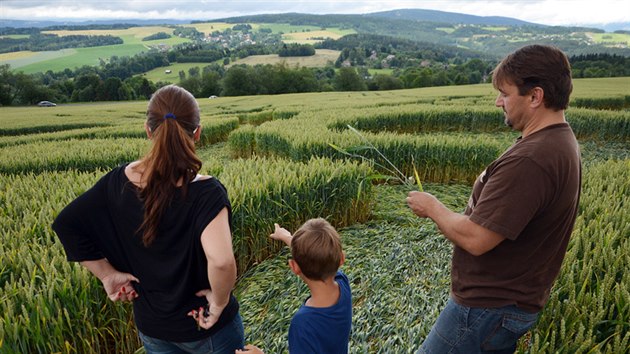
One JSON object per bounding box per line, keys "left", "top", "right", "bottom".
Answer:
{"left": 334, "top": 67, "right": 366, "bottom": 91}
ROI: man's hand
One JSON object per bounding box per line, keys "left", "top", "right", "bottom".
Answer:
{"left": 188, "top": 289, "right": 228, "bottom": 330}
{"left": 406, "top": 191, "right": 439, "bottom": 219}
{"left": 101, "top": 271, "right": 139, "bottom": 302}
{"left": 270, "top": 223, "right": 292, "bottom": 246}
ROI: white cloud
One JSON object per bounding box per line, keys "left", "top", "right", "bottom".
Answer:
{"left": 1, "top": 0, "right": 628, "bottom": 26}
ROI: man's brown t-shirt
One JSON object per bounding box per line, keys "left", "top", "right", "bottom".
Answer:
{"left": 453, "top": 123, "right": 581, "bottom": 313}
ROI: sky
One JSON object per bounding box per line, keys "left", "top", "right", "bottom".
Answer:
{"left": 1, "top": 0, "right": 629, "bottom": 29}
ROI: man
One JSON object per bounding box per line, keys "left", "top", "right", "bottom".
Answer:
{"left": 407, "top": 44, "right": 582, "bottom": 353}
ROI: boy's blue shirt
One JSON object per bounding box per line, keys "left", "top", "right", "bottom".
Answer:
{"left": 288, "top": 270, "right": 352, "bottom": 354}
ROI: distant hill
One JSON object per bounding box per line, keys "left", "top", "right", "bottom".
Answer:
{"left": 586, "top": 22, "right": 630, "bottom": 32}
{"left": 365, "top": 8, "right": 543, "bottom": 27}
{"left": 214, "top": 12, "right": 629, "bottom": 58}
{"left": 0, "top": 19, "right": 189, "bottom": 29}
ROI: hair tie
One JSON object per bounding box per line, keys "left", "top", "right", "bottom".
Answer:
{"left": 164, "top": 113, "right": 176, "bottom": 120}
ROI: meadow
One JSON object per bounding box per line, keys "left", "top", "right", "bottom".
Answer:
{"left": 141, "top": 49, "right": 342, "bottom": 84}
{"left": 1, "top": 26, "right": 191, "bottom": 74}
{"left": 0, "top": 22, "right": 354, "bottom": 75}
{"left": 0, "top": 77, "right": 628, "bottom": 353}
{"left": 588, "top": 32, "right": 630, "bottom": 46}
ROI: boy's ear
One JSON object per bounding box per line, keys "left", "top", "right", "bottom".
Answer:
{"left": 339, "top": 251, "right": 346, "bottom": 267}
{"left": 288, "top": 259, "right": 302, "bottom": 276}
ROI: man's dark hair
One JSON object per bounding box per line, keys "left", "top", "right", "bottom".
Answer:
{"left": 492, "top": 45, "right": 573, "bottom": 111}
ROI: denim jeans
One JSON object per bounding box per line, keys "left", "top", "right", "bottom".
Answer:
{"left": 139, "top": 313, "right": 245, "bottom": 354}
{"left": 419, "top": 298, "right": 539, "bottom": 354}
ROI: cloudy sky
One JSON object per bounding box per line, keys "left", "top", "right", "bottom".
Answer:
{"left": 1, "top": 0, "right": 629, "bottom": 28}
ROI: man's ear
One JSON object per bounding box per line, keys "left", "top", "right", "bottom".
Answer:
{"left": 145, "top": 122, "right": 152, "bottom": 139}
{"left": 288, "top": 259, "right": 302, "bottom": 276}
{"left": 530, "top": 87, "right": 544, "bottom": 108}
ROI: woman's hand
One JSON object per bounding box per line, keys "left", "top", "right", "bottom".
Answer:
{"left": 188, "top": 289, "right": 228, "bottom": 330}
{"left": 101, "top": 271, "right": 139, "bottom": 302}
{"left": 80, "top": 259, "right": 139, "bottom": 302}
{"left": 236, "top": 344, "right": 265, "bottom": 354}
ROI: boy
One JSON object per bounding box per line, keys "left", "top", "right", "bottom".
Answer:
{"left": 237, "top": 218, "right": 352, "bottom": 354}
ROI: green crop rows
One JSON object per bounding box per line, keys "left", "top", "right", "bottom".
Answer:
{"left": 0, "top": 78, "right": 628, "bottom": 353}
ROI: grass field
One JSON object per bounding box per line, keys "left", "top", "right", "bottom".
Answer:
{"left": 570, "top": 76, "right": 630, "bottom": 98}
{"left": 588, "top": 32, "right": 630, "bottom": 46}
{"left": 184, "top": 22, "right": 248, "bottom": 34}
{"left": 0, "top": 34, "right": 30, "bottom": 39}
{"left": 141, "top": 49, "right": 342, "bottom": 83}
{"left": 2, "top": 26, "right": 191, "bottom": 73}
{"left": 1, "top": 23, "right": 354, "bottom": 74}
{"left": 186, "top": 22, "right": 355, "bottom": 44}
{"left": 227, "top": 49, "right": 341, "bottom": 68}
{"left": 368, "top": 68, "right": 396, "bottom": 76}
{"left": 140, "top": 62, "right": 221, "bottom": 83}
{"left": 482, "top": 26, "right": 509, "bottom": 31}
{"left": 0, "top": 48, "right": 77, "bottom": 69}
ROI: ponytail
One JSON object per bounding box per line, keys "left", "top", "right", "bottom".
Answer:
{"left": 137, "top": 85, "right": 202, "bottom": 246}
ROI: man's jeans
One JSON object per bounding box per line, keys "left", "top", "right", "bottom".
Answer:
{"left": 139, "top": 313, "right": 245, "bottom": 354}
{"left": 419, "top": 298, "right": 539, "bottom": 354}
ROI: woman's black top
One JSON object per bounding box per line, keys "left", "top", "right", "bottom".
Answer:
{"left": 52, "top": 164, "right": 239, "bottom": 341}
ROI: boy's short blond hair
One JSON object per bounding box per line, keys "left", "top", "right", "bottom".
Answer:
{"left": 291, "top": 218, "right": 343, "bottom": 281}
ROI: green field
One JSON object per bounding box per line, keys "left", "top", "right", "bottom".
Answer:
{"left": 1, "top": 23, "right": 354, "bottom": 75}
{"left": 140, "top": 49, "right": 342, "bottom": 84}
{"left": 589, "top": 32, "right": 630, "bottom": 46}
{"left": 0, "top": 34, "right": 30, "bottom": 39}
{"left": 0, "top": 77, "right": 628, "bottom": 353}
{"left": 1, "top": 26, "right": 191, "bottom": 74}
{"left": 182, "top": 22, "right": 236, "bottom": 34}
{"left": 368, "top": 68, "right": 395, "bottom": 76}
{"left": 188, "top": 22, "right": 356, "bottom": 44}
{"left": 227, "top": 49, "right": 341, "bottom": 67}
{"left": 482, "top": 26, "right": 509, "bottom": 31}
{"left": 140, "top": 62, "right": 221, "bottom": 83}
{"left": 570, "top": 76, "right": 630, "bottom": 98}
{"left": 436, "top": 27, "right": 455, "bottom": 34}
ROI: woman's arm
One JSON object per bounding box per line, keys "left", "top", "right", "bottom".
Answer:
{"left": 81, "top": 259, "right": 139, "bottom": 302}
{"left": 196, "top": 207, "right": 237, "bottom": 329}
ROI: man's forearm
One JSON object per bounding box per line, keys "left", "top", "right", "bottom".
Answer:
{"left": 426, "top": 202, "right": 474, "bottom": 250}
{"left": 428, "top": 202, "right": 504, "bottom": 256}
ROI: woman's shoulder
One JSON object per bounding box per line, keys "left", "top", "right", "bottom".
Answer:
{"left": 191, "top": 175, "right": 229, "bottom": 195}
{"left": 191, "top": 174, "right": 213, "bottom": 183}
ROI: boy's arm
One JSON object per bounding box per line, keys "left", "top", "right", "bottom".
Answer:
{"left": 270, "top": 223, "right": 293, "bottom": 247}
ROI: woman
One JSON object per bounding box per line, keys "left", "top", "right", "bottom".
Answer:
{"left": 52, "top": 85, "right": 244, "bottom": 353}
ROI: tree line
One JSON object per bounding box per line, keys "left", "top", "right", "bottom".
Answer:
{"left": 0, "top": 33, "right": 123, "bottom": 54}
{"left": 1, "top": 23, "right": 628, "bottom": 106}
{"left": 2, "top": 49, "right": 628, "bottom": 106}
{"left": 570, "top": 53, "right": 630, "bottom": 78}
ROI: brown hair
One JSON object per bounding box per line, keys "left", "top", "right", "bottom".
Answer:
{"left": 291, "top": 218, "right": 343, "bottom": 281}
{"left": 138, "top": 85, "right": 202, "bottom": 246}
{"left": 492, "top": 44, "right": 573, "bottom": 111}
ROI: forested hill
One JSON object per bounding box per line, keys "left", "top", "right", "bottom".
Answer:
{"left": 365, "top": 9, "right": 541, "bottom": 27}
{"left": 317, "top": 33, "right": 491, "bottom": 61}
{"left": 216, "top": 12, "right": 629, "bottom": 58}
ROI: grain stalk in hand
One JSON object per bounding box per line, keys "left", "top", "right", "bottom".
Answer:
{"left": 329, "top": 125, "right": 424, "bottom": 190}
